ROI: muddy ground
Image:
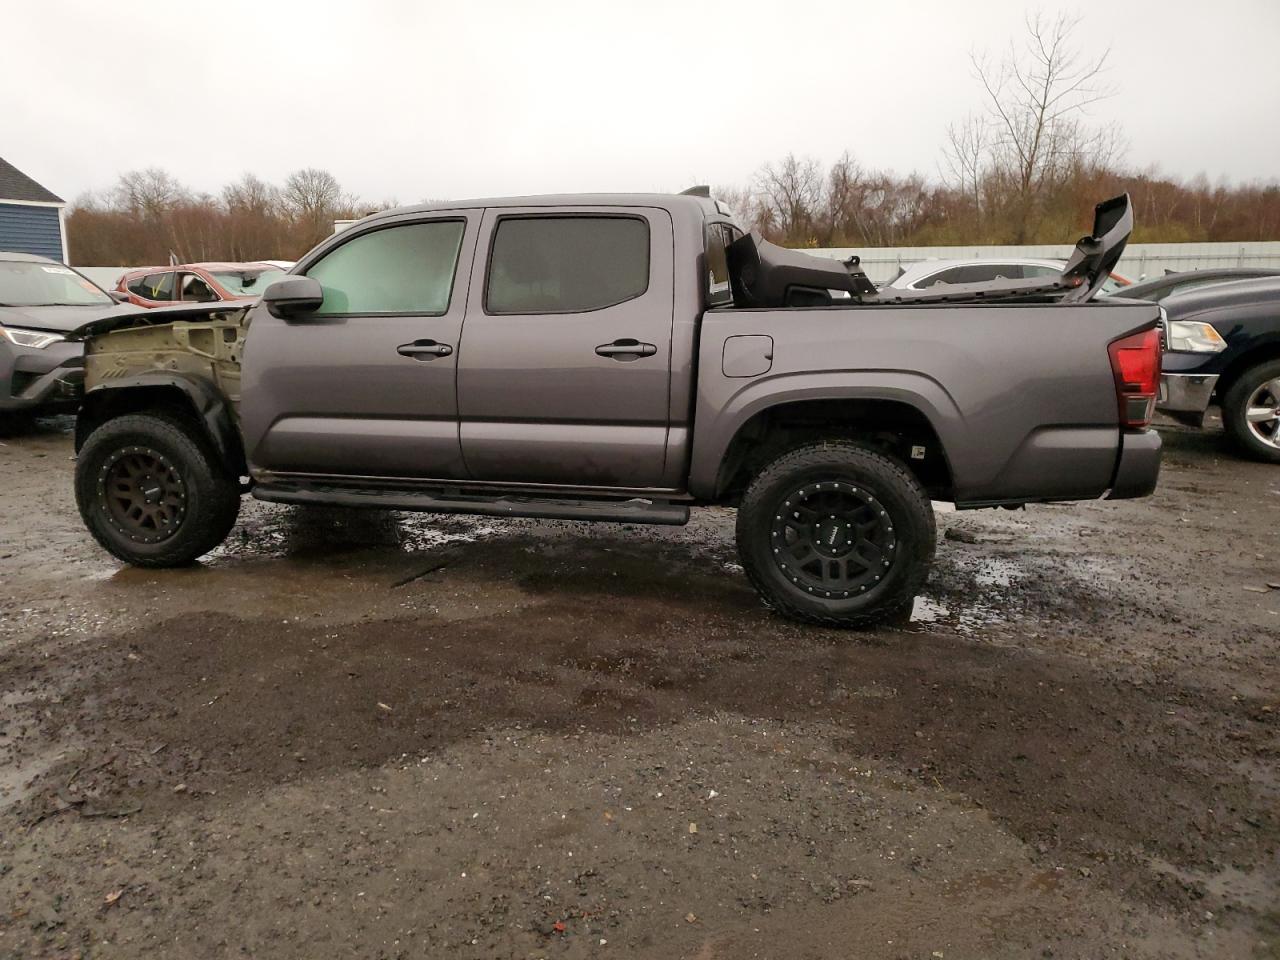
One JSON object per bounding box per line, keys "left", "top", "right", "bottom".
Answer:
{"left": 0, "top": 414, "right": 1277, "bottom": 959}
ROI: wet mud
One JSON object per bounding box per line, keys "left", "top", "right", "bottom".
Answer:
{"left": 1, "top": 414, "right": 1277, "bottom": 958}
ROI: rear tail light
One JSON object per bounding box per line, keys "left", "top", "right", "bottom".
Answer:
{"left": 1108, "top": 327, "right": 1162, "bottom": 429}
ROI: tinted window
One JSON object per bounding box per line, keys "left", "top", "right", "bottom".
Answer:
{"left": 180, "top": 273, "right": 218, "bottom": 302}
{"left": 307, "top": 220, "right": 465, "bottom": 315}
{"left": 1022, "top": 264, "right": 1062, "bottom": 280}
{"left": 486, "top": 216, "right": 649, "bottom": 314}
{"left": 129, "top": 272, "right": 175, "bottom": 301}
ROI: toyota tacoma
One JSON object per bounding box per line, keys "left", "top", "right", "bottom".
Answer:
{"left": 67, "top": 189, "right": 1162, "bottom": 626}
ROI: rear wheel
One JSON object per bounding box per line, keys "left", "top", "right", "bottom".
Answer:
{"left": 75, "top": 413, "right": 241, "bottom": 566}
{"left": 1222, "top": 359, "right": 1280, "bottom": 463}
{"left": 735, "top": 440, "right": 935, "bottom": 627}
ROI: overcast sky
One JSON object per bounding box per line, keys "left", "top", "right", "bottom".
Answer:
{"left": 4, "top": 0, "right": 1278, "bottom": 205}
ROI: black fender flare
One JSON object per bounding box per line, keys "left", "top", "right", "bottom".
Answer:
{"left": 76, "top": 372, "right": 246, "bottom": 475}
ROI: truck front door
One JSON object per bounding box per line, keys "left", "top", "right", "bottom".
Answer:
{"left": 456, "top": 207, "right": 674, "bottom": 487}
{"left": 239, "top": 212, "right": 477, "bottom": 479}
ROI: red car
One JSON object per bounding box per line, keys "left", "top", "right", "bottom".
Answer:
{"left": 115, "top": 262, "right": 287, "bottom": 308}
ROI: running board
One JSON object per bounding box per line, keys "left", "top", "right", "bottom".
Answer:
{"left": 253, "top": 483, "right": 691, "bottom": 526}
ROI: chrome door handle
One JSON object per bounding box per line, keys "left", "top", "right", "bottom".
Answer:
{"left": 595, "top": 339, "right": 657, "bottom": 360}
{"left": 397, "top": 340, "right": 453, "bottom": 359}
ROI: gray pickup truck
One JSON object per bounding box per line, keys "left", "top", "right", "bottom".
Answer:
{"left": 67, "top": 190, "right": 1162, "bottom": 626}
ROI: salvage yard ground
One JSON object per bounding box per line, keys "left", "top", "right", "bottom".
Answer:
{"left": 1, "top": 415, "right": 1277, "bottom": 959}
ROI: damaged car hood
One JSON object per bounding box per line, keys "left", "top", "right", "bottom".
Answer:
{"left": 0, "top": 302, "right": 138, "bottom": 334}
{"left": 64, "top": 301, "right": 253, "bottom": 341}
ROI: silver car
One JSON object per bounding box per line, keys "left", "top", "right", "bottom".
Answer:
{"left": 886, "top": 257, "right": 1131, "bottom": 295}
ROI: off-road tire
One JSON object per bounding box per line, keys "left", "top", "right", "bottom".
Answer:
{"left": 1221, "top": 359, "right": 1280, "bottom": 463}
{"left": 736, "top": 440, "right": 935, "bottom": 627}
{"left": 75, "top": 413, "right": 241, "bottom": 567}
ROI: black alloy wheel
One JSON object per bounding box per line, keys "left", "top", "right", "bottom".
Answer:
{"left": 769, "top": 480, "right": 897, "bottom": 599}
{"left": 98, "top": 446, "right": 188, "bottom": 545}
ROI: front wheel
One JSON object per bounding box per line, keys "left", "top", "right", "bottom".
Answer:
{"left": 735, "top": 440, "right": 935, "bottom": 627}
{"left": 75, "top": 413, "right": 241, "bottom": 567}
{"left": 1221, "top": 359, "right": 1280, "bottom": 463}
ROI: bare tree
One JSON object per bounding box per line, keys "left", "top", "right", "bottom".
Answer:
{"left": 113, "top": 168, "right": 187, "bottom": 218}
{"left": 753, "top": 154, "right": 823, "bottom": 241}
{"left": 967, "top": 12, "right": 1114, "bottom": 241}
{"left": 223, "top": 173, "right": 280, "bottom": 216}
{"left": 283, "top": 168, "right": 343, "bottom": 218}
{"left": 942, "top": 115, "right": 991, "bottom": 238}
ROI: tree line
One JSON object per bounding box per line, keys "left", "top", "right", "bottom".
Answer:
{"left": 66, "top": 14, "right": 1277, "bottom": 265}
{"left": 67, "top": 168, "right": 379, "bottom": 266}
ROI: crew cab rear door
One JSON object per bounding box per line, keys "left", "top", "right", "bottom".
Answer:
{"left": 456, "top": 206, "right": 674, "bottom": 487}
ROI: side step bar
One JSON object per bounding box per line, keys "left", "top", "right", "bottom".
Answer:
{"left": 253, "top": 483, "right": 691, "bottom": 526}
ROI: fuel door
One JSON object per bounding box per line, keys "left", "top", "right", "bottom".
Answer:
{"left": 722, "top": 335, "right": 773, "bottom": 378}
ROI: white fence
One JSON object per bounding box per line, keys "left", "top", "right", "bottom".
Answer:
{"left": 800, "top": 241, "right": 1280, "bottom": 285}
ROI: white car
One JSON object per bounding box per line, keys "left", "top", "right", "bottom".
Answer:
{"left": 886, "top": 257, "right": 1131, "bottom": 295}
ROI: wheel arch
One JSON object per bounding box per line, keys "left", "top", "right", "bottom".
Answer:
{"left": 1215, "top": 339, "right": 1280, "bottom": 403}
{"left": 76, "top": 374, "right": 246, "bottom": 476}
{"left": 707, "top": 394, "right": 956, "bottom": 504}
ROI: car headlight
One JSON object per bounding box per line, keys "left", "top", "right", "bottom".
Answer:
{"left": 0, "top": 325, "right": 65, "bottom": 349}
{"left": 1165, "top": 319, "right": 1226, "bottom": 353}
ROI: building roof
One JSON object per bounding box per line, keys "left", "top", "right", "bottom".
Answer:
{"left": 0, "top": 157, "right": 64, "bottom": 204}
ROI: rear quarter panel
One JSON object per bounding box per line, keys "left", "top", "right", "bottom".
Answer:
{"left": 690, "top": 300, "right": 1161, "bottom": 504}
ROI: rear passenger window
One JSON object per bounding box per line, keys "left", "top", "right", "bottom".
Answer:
{"left": 130, "top": 272, "right": 174, "bottom": 301}
{"left": 306, "top": 220, "right": 465, "bottom": 315}
{"left": 486, "top": 216, "right": 649, "bottom": 314}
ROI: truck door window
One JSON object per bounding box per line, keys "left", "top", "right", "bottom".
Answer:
{"left": 485, "top": 216, "right": 649, "bottom": 314}
{"left": 130, "top": 272, "right": 175, "bottom": 302}
{"left": 180, "top": 273, "right": 218, "bottom": 302}
{"left": 305, "top": 220, "right": 465, "bottom": 315}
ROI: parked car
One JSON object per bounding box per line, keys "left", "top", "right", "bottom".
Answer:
{"left": 114, "top": 262, "right": 287, "bottom": 308}
{"left": 1107, "top": 267, "right": 1280, "bottom": 303}
{"left": 0, "top": 252, "right": 133, "bottom": 421}
{"left": 66, "top": 191, "right": 1161, "bottom": 627}
{"left": 886, "top": 257, "right": 1132, "bottom": 294}
{"left": 1158, "top": 276, "right": 1280, "bottom": 461}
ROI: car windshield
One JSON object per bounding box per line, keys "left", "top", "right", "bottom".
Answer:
{"left": 209, "top": 268, "right": 287, "bottom": 296}
{"left": 1099, "top": 274, "right": 1127, "bottom": 295}
{"left": 0, "top": 260, "right": 112, "bottom": 307}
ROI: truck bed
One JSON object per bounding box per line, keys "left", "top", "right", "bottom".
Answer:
{"left": 689, "top": 298, "right": 1162, "bottom": 506}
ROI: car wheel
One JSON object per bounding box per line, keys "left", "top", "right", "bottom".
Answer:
{"left": 1222, "top": 359, "right": 1280, "bottom": 463}
{"left": 75, "top": 413, "right": 241, "bottom": 567}
{"left": 735, "top": 440, "right": 935, "bottom": 627}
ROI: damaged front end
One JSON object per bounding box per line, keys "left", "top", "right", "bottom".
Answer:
{"left": 66, "top": 303, "right": 252, "bottom": 473}
{"left": 726, "top": 193, "right": 1134, "bottom": 308}
{"left": 67, "top": 303, "right": 250, "bottom": 414}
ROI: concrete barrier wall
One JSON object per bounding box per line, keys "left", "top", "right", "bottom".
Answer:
{"left": 799, "top": 241, "right": 1280, "bottom": 285}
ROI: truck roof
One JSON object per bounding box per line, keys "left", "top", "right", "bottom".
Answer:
{"left": 361, "top": 192, "right": 724, "bottom": 224}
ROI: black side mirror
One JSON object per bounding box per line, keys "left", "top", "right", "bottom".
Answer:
{"left": 108, "top": 290, "right": 129, "bottom": 303}
{"left": 262, "top": 276, "right": 324, "bottom": 318}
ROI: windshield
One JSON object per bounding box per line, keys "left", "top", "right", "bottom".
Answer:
{"left": 1099, "top": 274, "right": 1127, "bottom": 295}
{"left": 0, "top": 260, "right": 112, "bottom": 307}
{"left": 210, "top": 268, "right": 287, "bottom": 296}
